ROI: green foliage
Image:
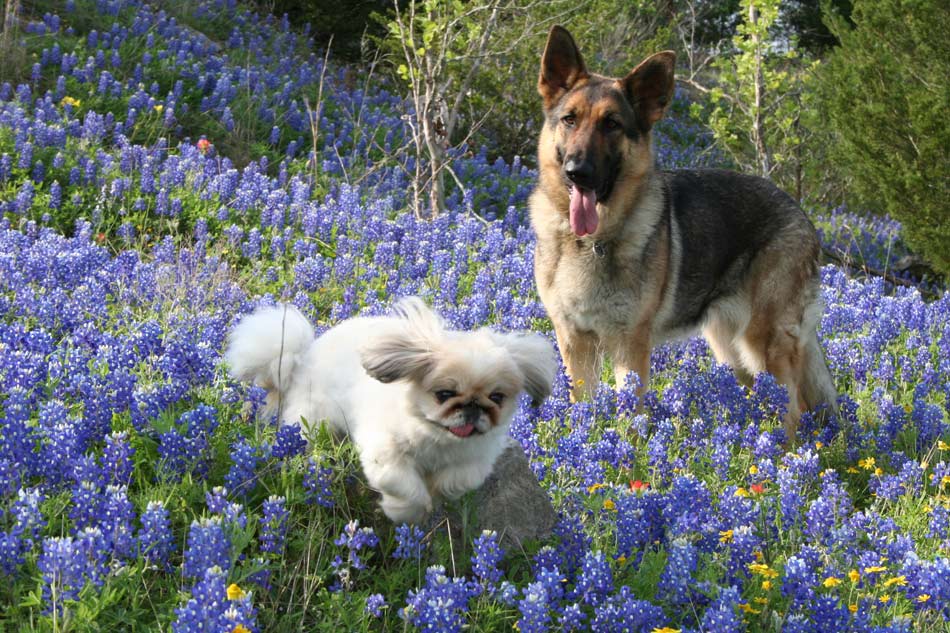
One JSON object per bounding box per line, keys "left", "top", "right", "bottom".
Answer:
{"left": 816, "top": 0, "right": 950, "bottom": 275}
{"left": 705, "top": 0, "right": 816, "bottom": 197}
{"left": 272, "top": 0, "right": 389, "bottom": 62}
{"left": 467, "top": 0, "right": 677, "bottom": 160}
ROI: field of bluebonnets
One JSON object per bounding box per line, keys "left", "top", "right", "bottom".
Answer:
{"left": 0, "top": 1, "right": 948, "bottom": 631}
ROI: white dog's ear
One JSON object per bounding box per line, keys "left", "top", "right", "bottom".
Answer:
{"left": 361, "top": 332, "right": 434, "bottom": 383}
{"left": 493, "top": 331, "right": 558, "bottom": 406}
{"left": 361, "top": 297, "right": 442, "bottom": 383}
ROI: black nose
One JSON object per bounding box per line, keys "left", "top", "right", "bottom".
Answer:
{"left": 461, "top": 402, "right": 481, "bottom": 425}
{"left": 564, "top": 158, "right": 594, "bottom": 187}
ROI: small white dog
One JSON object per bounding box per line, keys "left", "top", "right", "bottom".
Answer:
{"left": 225, "top": 298, "right": 557, "bottom": 524}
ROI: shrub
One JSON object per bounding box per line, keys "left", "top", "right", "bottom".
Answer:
{"left": 817, "top": 0, "right": 950, "bottom": 275}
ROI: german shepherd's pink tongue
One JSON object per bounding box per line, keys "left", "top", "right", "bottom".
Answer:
{"left": 569, "top": 186, "right": 599, "bottom": 236}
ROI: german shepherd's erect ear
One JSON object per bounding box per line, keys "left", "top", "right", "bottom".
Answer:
{"left": 538, "top": 26, "right": 589, "bottom": 110}
{"left": 622, "top": 51, "right": 676, "bottom": 131}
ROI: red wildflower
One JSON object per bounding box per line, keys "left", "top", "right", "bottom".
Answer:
{"left": 629, "top": 479, "right": 650, "bottom": 492}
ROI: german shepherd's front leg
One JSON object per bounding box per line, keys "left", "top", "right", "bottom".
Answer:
{"left": 552, "top": 322, "right": 601, "bottom": 402}
{"left": 612, "top": 328, "right": 651, "bottom": 409}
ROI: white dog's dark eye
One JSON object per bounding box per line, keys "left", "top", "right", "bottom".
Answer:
{"left": 435, "top": 390, "right": 456, "bottom": 404}
{"left": 489, "top": 392, "right": 505, "bottom": 405}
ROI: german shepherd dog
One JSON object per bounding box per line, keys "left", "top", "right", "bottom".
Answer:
{"left": 529, "top": 26, "right": 837, "bottom": 442}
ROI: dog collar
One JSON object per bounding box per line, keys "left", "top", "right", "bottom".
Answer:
{"left": 575, "top": 238, "right": 607, "bottom": 258}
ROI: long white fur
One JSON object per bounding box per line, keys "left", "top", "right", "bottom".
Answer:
{"left": 225, "top": 298, "right": 557, "bottom": 524}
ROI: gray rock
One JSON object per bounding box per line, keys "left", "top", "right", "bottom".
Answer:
{"left": 466, "top": 438, "right": 557, "bottom": 549}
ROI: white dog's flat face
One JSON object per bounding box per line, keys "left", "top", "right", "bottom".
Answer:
{"left": 407, "top": 335, "right": 524, "bottom": 439}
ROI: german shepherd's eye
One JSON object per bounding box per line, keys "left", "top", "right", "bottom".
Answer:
{"left": 435, "top": 390, "right": 457, "bottom": 404}
{"left": 488, "top": 392, "right": 506, "bottom": 405}
{"left": 561, "top": 114, "right": 576, "bottom": 127}
{"left": 603, "top": 117, "right": 621, "bottom": 132}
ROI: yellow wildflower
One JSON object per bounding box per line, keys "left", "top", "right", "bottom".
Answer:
{"left": 226, "top": 583, "right": 246, "bottom": 600}
{"left": 719, "top": 529, "right": 734, "bottom": 544}
{"left": 849, "top": 569, "right": 860, "bottom": 583}
{"left": 846, "top": 467, "right": 859, "bottom": 474}
{"left": 815, "top": 441, "right": 824, "bottom": 449}
{"left": 738, "top": 603, "right": 760, "bottom": 614}
{"left": 735, "top": 487, "right": 750, "bottom": 498}
{"left": 748, "top": 563, "right": 779, "bottom": 579}
{"left": 651, "top": 628, "right": 681, "bottom": 633}
{"left": 60, "top": 96, "right": 81, "bottom": 108}
{"left": 749, "top": 464, "right": 758, "bottom": 475}
{"left": 938, "top": 440, "right": 949, "bottom": 450}
{"left": 602, "top": 499, "right": 616, "bottom": 511}
{"left": 587, "top": 483, "right": 605, "bottom": 494}
{"left": 883, "top": 576, "right": 907, "bottom": 587}
{"left": 761, "top": 580, "right": 772, "bottom": 590}
{"left": 232, "top": 626, "right": 250, "bottom": 633}
{"left": 153, "top": 104, "right": 164, "bottom": 113}
{"left": 753, "top": 597, "right": 769, "bottom": 605}
{"left": 823, "top": 577, "right": 842, "bottom": 588}
{"left": 879, "top": 594, "right": 891, "bottom": 604}
{"left": 917, "top": 594, "right": 931, "bottom": 603}
{"left": 859, "top": 457, "right": 875, "bottom": 470}
{"left": 874, "top": 467, "right": 884, "bottom": 476}
{"left": 864, "top": 566, "right": 887, "bottom": 575}
{"left": 848, "top": 604, "right": 858, "bottom": 613}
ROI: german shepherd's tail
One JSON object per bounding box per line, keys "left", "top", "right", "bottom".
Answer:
{"left": 799, "top": 330, "right": 837, "bottom": 418}
{"left": 225, "top": 305, "right": 315, "bottom": 413}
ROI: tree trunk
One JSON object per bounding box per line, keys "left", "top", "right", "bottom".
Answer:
{"left": 749, "top": 1, "right": 771, "bottom": 177}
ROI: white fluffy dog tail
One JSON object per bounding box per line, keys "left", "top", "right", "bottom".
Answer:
{"left": 225, "top": 305, "right": 315, "bottom": 395}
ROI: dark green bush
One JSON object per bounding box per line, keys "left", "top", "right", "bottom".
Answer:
{"left": 817, "top": 0, "right": 950, "bottom": 275}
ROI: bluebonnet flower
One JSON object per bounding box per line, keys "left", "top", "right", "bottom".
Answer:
{"left": 334, "top": 520, "right": 378, "bottom": 570}
{"left": 393, "top": 523, "right": 427, "bottom": 561}
{"left": 100, "top": 485, "right": 136, "bottom": 559}
{"left": 516, "top": 582, "right": 551, "bottom": 633}
{"left": 471, "top": 530, "right": 504, "bottom": 589}
{"left": 402, "top": 566, "right": 476, "bottom": 633}
{"left": 271, "top": 423, "right": 307, "bottom": 459}
{"left": 138, "top": 500, "right": 174, "bottom": 567}
{"left": 782, "top": 546, "right": 822, "bottom": 606}
{"left": 38, "top": 528, "right": 108, "bottom": 616}
{"left": 657, "top": 537, "right": 697, "bottom": 606}
{"left": 700, "top": 586, "right": 744, "bottom": 632}
{"left": 183, "top": 518, "right": 231, "bottom": 579}
{"left": 615, "top": 488, "right": 664, "bottom": 559}
{"left": 101, "top": 431, "right": 134, "bottom": 486}
{"left": 225, "top": 438, "right": 262, "bottom": 497}
{"left": 172, "top": 566, "right": 257, "bottom": 633}
{"left": 871, "top": 459, "right": 923, "bottom": 502}
{"left": 206, "top": 487, "right": 229, "bottom": 515}
{"left": 559, "top": 602, "right": 586, "bottom": 631}
{"left": 38, "top": 536, "right": 87, "bottom": 615}
{"left": 589, "top": 586, "right": 666, "bottom": 632}
{"left": 805, "top": 471, "right": 853, "bottom": 544}
{"left": 302, "top": 457, "right": 334, "bottom": 508}
{"left": 571, "top": 550, "right": 613, "bottom": 606}
{"left": 259, "top": 495, "right": 289, "bottom": 556}
{"left": 365, "top": 593, "right": 387, "bottom": 617}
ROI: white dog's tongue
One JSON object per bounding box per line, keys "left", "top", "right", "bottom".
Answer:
{"left": 449, "top": 423, "right": 475, "bottom": 438}
{"left": 569, "top": 186, "right": 599, "bottom": 236}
